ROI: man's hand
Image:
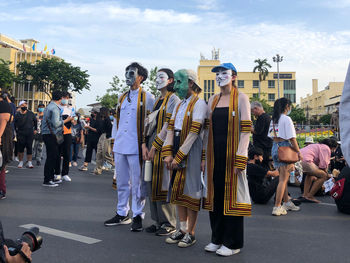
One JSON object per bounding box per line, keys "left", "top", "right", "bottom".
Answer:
{"left": 4, "top": 243, "right": 32, "bottom": 263}
{"left": 33, "top": 130, "right": 37, "bottom": 135}
{"left": 201, "top": 160, "right": 206, "bottom": 172}
{"left": 234, "top": 167, "right": 243, "bottom": 175}
{"left": 142, "top": 143, "right": 149, "bottom": 161}
{"left": 163, "top": 156, "right": 173, "bottom": 170}
{"left": 148, "top": 147, "right": 156, "bottom": 161}
{"left": 171, "top": 159, "right": 179, "bottom": 170}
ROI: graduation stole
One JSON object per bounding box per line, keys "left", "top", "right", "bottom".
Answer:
{"left": 151, "top": 91, "right": 173, "bottom": 201}
{"left": 203, "top": 88, "right": 241, "bottom": 214}
{"left": 115, "top": 88, "right": 146, "bottom": 166}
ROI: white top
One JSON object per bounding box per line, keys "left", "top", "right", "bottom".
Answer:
{"left": 174, "top": 95, "right": 193, "bottom": 130}
{"left": 268, "top": 114, "right": 296, "bottom": 140}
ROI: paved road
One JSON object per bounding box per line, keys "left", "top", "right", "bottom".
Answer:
{"left": 1, "top": 160, "right": 350, "bottom": 263}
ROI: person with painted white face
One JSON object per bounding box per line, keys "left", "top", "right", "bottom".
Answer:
{"left": 105, "top": 62, "right": 154, "bottom": 232}
{"left": 141, "top": 68, "right": 180, "bottom": 236}
{"left": 202, "top": 63, "right": 252, "bottom": 256}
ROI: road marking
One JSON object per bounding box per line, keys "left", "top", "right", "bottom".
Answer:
{"left": 319, "top": 202, "right": 336, "bottom": 207}
{"left": 20, "top": 224, "right": 101, "bottom": 244}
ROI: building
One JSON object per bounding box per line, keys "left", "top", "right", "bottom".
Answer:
{"left": 300, "top": 79, "right": 344, "bottom": 119}
{"left": 0, "top": 33, "right": 57, "bottom": 111}
{"left": 197, "top": 50, "right": 296, "bottom": 105}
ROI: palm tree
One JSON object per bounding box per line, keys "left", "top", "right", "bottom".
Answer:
{"left": 253, "top": 58, "right": 272, "bottom": 99}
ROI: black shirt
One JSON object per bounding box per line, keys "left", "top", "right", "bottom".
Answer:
{"left": 86, "top": 118, "right": 100, "bottom": 143}
{"left": 253, "top": 112, "right": 272, "bottom": 149}
{"left": 96, "top": 118, "right": 112, "bottom": 138}
{"left": 247, "top": 163, "right": 269, "bottom": 197}
{"left": 0, "top": 101, "right": 11, "bottom": 114}
{"left": 14, "top": 110, "right": 37, "bottom": 135}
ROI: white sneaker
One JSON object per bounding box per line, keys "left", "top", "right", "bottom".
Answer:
{"left": 205, "top": 243, "right": 221, "bottom": 252}
{"left": 15, "top": 157, "right": 19, "bottom": 162}
{"left": 216, "top": 245, "right": 240, "bottom": 256}
{"left": 42, "top": 181, "right": 59, "bottom": 187}
{"left": 18, "top": 161, "right": 23, "bottom": 168}
{"left": 26, "top": 161, "right": 34, "bottom": 168}
{"left": 72, "top": 162, "right": 78, "bottom": 167}
{"left": 272, "top": 206, "right": 287, "bottom": 216}
{"left": 55, "top": 174, "right": 62, "bottom": 180}
{"left": 283, "top": 201, "right": 300, "bottom": 211}
{"left": 62, "top": 175, "right": 72, "bottom": 182}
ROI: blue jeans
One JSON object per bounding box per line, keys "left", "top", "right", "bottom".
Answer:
{"left": 272, "top": 140, "right": 292, "bottom": 168}
{"left": 71, "top": 142, "right": 80, "bottom": 162}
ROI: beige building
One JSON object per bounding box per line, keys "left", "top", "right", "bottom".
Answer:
{"left": 300, "top": 79, "right": 344, "bottom": 119}
{"left": 0, "top": 33, "right": 57, "bottom": 111}
{"left": 197, "top": 51, "right": 296, "bottom": 105}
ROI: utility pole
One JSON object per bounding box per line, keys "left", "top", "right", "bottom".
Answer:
{"left": 273, "top": 54, "right": 283, "bottom": 99}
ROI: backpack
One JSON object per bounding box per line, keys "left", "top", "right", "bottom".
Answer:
{"left": 332, "top": 166, "right": 350, "bottom": 214}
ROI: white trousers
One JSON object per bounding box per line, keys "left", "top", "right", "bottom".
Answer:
{"left": 115, "top": 153, "right": 145, "bottom": 218}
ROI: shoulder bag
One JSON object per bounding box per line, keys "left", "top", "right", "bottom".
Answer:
{"left": 144, "top": 109, "right": 160, "bottom": 137}
{"left": 273, "top": 122, "right": 299, "bottom": 163}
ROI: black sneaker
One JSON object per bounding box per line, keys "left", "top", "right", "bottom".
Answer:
{"left": 145, "top": 224, "right": 159, "bottom": 233}
{"left": 53, "top": 178, "right": 62, "bottom": 184}
{"left": 130, "top": 215, "right": 143, "bottom": 232}
{"left": 156, "top": 224, "right": 176, "bottom": 236}
{"left": 42, "top": 181, "right": 59, "bottom": 187}
{"left": 0, "top": 191, "right": 6, "bottom": 200}
{"left": 104, "top": 214, "right": 131, "bottom": 226}
{"left": 36, "top": 160, "right": 41, "bottom": 166}
{"left": 165, "top": 229, "right": 185, "bottom": 244}
{"left": 178, "top": 233, "right": 196, "bottom": 248}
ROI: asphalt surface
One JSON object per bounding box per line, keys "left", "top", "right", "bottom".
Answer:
{"left": 1, "top": 158, "right": 350, "bottom": 263}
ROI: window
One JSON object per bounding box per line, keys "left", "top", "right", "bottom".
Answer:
{"left": 253, "top": 80, "right": 259, "bottom": 88}
{"left": 268, "top": 93, "right": 275, "bottom": 101}
{"left": 268, "top": 80, "right": 275, "bottom": 89}
{"left": 203, "top": 79, "right": 214, "bottom": 102}
{"left": 238, "top": 80, "right": 244, "bottom": 88}
{"left": 284, "top": 94, "right": 296, "bottom": 103}
{"left": 253, "top": 93, "right": 259, "bottom": 99}
{"left": 283, "top": 80, "right": 296, "bottom": 90}
{"left": 24, "top": 82, "right": 33, "bottom": 92}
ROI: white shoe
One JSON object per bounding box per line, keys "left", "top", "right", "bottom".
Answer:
{"left": 72, "top": 162, "right": 78, "bottom": 167}
{"left": 272, "top": 206, "right": 287, "bottom": 216}
{"left": 55, "top": 174, "right": 62, "bottom": 180}
{"left": 216, "top": 245, "right": 240, "bottom": 256}
{"left": 26, "top": 161, "right": 34, "bottom": 168}
{"left": 15, "top": 157, "right": 19, "bottom": 162}
{"left": 42, "top": 181, "right": 59, "bottom": 187}
{"left": 283, "top": 201, "right": 300, "bottom": 211}
{"left": 205, "top": 243, "right": 221, "bottom": 252}
{"left": 62, "top": 175, "right": 72, "bottom": 182}
{"left": 18, "top": 161, "right": 23, "bottom": 168}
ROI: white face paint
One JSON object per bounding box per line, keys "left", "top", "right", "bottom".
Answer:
{"left": 125, "top": 67, "right": 138, "bottom": 87}
{"left": 156, "top": 71, "right": 169, "bottom": 90}
{"left": 216, "top": 69, "right": 232, "bottom": 87}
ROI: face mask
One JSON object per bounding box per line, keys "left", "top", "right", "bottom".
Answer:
{"left": 216, "top": 69, "right": 232, "bottom": 87}
{"left": 255, "top": 159, "right": 262, "bottom": 165}
{"left": 156, "top": 71, "right": 169, "bottom": 90}
{"left": 74, "top": 117, "right": 78, "bottom": 121}
{"left": 61, "top": 99, "right": 68, "bottom": 105}
{"left": 287, "top": 109, "right": 291, "bottom": 115}
{"left": 21, "top": 106, "right": 27, "bottom": 111}
{"left": 109, "top": 115, "right": 114, "bottom": 120}
{"left": 38, "top": 108, "right": 44, "bottom": 113}
{"left": 174, "top": 70, "right": 189, "bottom": 100}
{"left": 125, "top": 67, "right": 138, "bottom": 87}
{"left": 91, "top": 113, "right": 95, "bottom": 118}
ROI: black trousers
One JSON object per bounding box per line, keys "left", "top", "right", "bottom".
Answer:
{"left": 55, "top": 134, "right": 72, "bottom": 176}
{"left": 17, "top": 132, "right": 34, "bottom": 154}
{"left": 252, "top": 177, "right": 279, "bottom": 204}
{"left": 43, "top": 134, "right": 59, "bottom": 183}
{"left": 84, "top": 140, "right": 98, "bottom": 163}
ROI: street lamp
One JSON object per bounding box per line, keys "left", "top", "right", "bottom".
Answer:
{"left": 273, "top": 54, "right": 283, "bottom": 99}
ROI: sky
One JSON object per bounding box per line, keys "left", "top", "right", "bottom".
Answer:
{"left": 1, "top": 0, "right": 350, "bottom": 108}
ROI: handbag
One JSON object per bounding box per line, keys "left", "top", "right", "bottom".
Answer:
{"left": 273, "top": 123, "right": 299, "bottom": 164}
{"left": 144, "top": 109, "right": 160, "bottom": 137}
{"left": 46, "top": 119, "right": 64, "bottom": 145}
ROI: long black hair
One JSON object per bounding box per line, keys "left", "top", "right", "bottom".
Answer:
{"left": 272, "top": 97, "right": 291, "bottom": 124}
{"left": 158, "top": 68, "right": 175, "bottom": 92}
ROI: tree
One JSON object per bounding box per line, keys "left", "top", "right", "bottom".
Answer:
{"left": 16, "top": 58, "right": 90, "bottom": 98}
{"left": 319, "top": 114, "right": 331, "bottom": 125}
{"left": 0, "top": 59, "right": 17, "bottom": 90}
{"left": 253, "top": 58, "right": 272, "bottom": 99}
{"left": 96, "top": 75, "right": 128, "bottom": 109}
{"left": 289, "top": 105, "right": 306, "bottom": 124}
{"left": 143, "top": 67, "right": 159, "bottom": 97}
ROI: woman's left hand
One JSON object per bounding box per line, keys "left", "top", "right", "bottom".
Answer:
{"left": 171, "top": 159, "right": 179, "bottom": 170}
{"left": 234, "top": 168, "right": 243, "bottom": 175}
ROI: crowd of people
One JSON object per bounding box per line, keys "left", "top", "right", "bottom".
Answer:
{"left": 0, "top": 61, "right": 349, "bottom": 259}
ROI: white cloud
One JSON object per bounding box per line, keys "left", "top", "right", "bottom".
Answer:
{"left": 1, "top": 1, "right": 349, "bottom": 107}
{"left": 194, "top": 0, "right": 219, "bottom": 10}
